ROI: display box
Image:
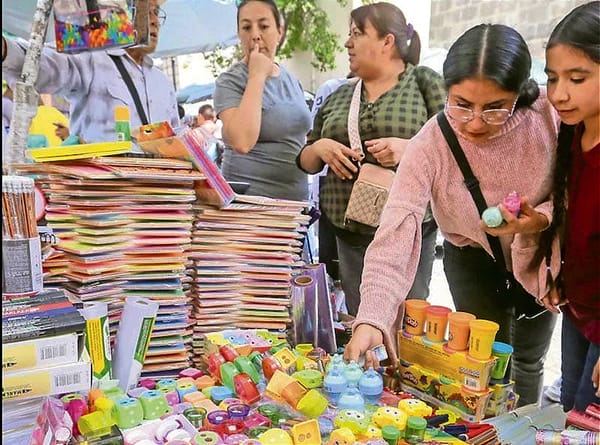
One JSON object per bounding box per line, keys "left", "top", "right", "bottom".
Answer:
{"left": 399, "top": 362, "right": 491, "bottom": 422}
{"left": 398, "top": 331, "right": 496, "bottom": 390}
{"left": 2, "top": 350, "right": 91, "bottom": 401}
{"left": 2, "top": 332, "right": 83, "bottom": 372}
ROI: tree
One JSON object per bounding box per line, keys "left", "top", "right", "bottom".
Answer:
{"left": 206, "top": 0, "right": 351, "bottom": 77}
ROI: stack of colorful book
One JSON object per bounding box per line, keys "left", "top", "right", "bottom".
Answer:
{"left": 14, "top": 157, "right": 203, "bottom": 378}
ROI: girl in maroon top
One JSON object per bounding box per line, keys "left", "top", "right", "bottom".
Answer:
{"left": 534, "top": 1, "right": 600, "bottom": 412}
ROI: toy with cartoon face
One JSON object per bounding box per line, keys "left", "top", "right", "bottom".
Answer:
{"left": 372, "top": 406, "right": 408, "bottom": 430}
{"left": 333, "top": 409, "right": 369, "bottom": 435}
{"left": 326, "top": 427, "right": 356, "bottom": 445}
{"left": 398, "top": 398, "right": 433, "bottom": 417}
{"left": 291, "top": 419, "right": 321, "bottom": 445}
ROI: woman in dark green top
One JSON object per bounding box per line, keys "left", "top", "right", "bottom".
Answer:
{"left": 297, "top": 2, "right": 445, "bottom": 315}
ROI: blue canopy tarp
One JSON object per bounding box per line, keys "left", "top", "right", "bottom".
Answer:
{"left": 176, "top": 81, "right": 215, "bottom": 104}
{"left": 1, "top": 0, "right": 239, "bottom": 58}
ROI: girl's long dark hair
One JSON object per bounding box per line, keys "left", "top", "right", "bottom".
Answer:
{"left": 529, "top": 124, "right": 574, "bottom": 271}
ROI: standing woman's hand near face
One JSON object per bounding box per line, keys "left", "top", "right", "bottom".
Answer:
{"left": 247, "top": 43, "right": 274, "bottom": 82}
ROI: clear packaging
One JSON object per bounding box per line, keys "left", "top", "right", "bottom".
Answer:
{"left": 53, "top": 0, "right": 135, "bottom": 53}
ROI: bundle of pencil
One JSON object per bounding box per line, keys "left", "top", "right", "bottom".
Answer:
{"left": 2, "top": 175, "right": 38, "bottom": 240}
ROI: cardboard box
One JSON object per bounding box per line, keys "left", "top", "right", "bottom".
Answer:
{"left": 2, "top": 350, "right": 91, "bottom": 401}
{"left": 398, "top": 331, "right": 496, "bottom": 390}
{"left": 2, "top": 333, "right": 82, "bottom": 372}
{"left": 399, "top": 362, "right": 491, "bottom": 422}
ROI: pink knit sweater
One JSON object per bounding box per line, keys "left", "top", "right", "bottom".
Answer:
{"left": 355, "top": 90, "right": 561, "bottom": 354}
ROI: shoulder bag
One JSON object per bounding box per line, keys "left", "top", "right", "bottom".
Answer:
{"left": 344, "top": 79, "right": 395, "bottom": 228}
{"left": 436, "top": 112, "right": 512, "bottom": 289}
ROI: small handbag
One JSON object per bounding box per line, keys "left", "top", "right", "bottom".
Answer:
{"left": 344, "top": 79, "right": 395, "bottom": 228}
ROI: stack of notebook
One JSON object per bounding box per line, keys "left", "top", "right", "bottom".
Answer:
{"left": 14, "top": 157, "right": 203, "bottom": 378}
{"left": 187, "top": 194, "right": 310, "bottom": 363}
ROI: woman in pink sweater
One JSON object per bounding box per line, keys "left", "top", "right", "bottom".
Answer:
{"left": 344, "top": 24, "right": 560, "bottom": 406}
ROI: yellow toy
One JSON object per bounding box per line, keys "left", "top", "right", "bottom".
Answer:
{"left": 326, "top": 427, "right": 356, "bottom": 445}
{"left": 258, "top": 428, "right": 293, "bottom": 444}
{"left": 372, "top": 406, "right": 408, "bottom": 430}
{"left": 291, "top": 419, "right": 321, "bottom": 444}
{"left": 364, "top": 424, "right": 383, "bottom": 438}
{"left": 333, "top": 409, "right": 369, "bottom": 435}
{"left": 398, "top": 398, "right": 433, "bottom": 417}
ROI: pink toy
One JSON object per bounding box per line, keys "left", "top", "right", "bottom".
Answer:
{"left": 179, "top": 367, "right": 204, "bottom": 380}
{"left": 502, "top": 191, "right": 521, "bottom": 217}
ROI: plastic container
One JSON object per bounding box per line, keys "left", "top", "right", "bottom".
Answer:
{"left": 424, "top": 305, "right": 452, "bottom": 342}
{"left": 323, "top": 365, "right": 348, "bottom": 404}
{"left": 358, "top": 367, "right": 384, "bottom": 404}
{"left": 382, "top": 425, "right": 401, "bottom": 445}
{"left": 447, "top": 311, "right": 477, "bottom": 351}
{"left": 491, "top": 341, "right": 514, "bottom": 380}
{"left": 404, "top": 300, "right": 431, "bottom": 335}
{"left": 404, "top": 416, "right": 427, "bottom": 444}
{"left": 468, "top": 319, "right": 500, "bottom": 360}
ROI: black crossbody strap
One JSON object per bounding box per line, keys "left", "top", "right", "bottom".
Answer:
{"left": 436, "top": 112, "right": 507, "bottom": 271}
{"left": 109, "top": 55, "right": 149, "bottom": 125}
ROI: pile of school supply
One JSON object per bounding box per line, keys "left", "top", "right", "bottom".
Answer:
{"left": 2, "top": 289, "right": 90, "bottom": 403}
{"left": 13, "top": 157, "right": 203, "bottom": 378}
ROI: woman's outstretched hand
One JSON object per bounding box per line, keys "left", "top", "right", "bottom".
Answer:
{"left": 343, "top": 323, "right": 384, "bottom": 369}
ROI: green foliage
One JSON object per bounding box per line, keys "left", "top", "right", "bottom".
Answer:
{"left": 206, "top": 0, "right": 348, "bottom": 77}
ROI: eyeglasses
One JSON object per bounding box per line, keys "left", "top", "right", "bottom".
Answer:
{"left": 445, "top": 98, "right": 518, "bottom": 125}
{"left": 151, "top": 7, "right": 167, "bottom": 25}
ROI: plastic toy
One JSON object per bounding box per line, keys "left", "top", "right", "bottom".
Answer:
{"left": 234, "top": 356, "right": 261, "bottom": 383}
{"left": 343, "top": 361, "right": 364, "bottom": 386}
{"left": 296, "top": 389, "right": 329, "bottom": 419}
{"left": 220, "top": 362, "right": 240, "bottom": 391}
{"left": 113, "top": 397, "right": 143, "bottom": 429}
{"left": 233, "top": 373, "right": 261, "bottom": 404}
{"left": 207, "top": 353, "right": 227, "bottom": 381}
{"left": 156, "top": 378, "right": 177, "bottom": 392}
{"left": 323, "top": 365, "right": 348, "bottom": 404}
{"left": 179, "top": 367, "right": 203, "bottom": 380}
{"left": 398, "top": 399, "right": 433, "bottom": 417}
{"left": 334, "top": 409, "right": 369, "bottom": 435}
{"left": 337, "top": 385, "right": 365, "bottom": 411}
{"left": 182, "top": 407, "right": 206, "bottom": 428}
{"left": 227, "top": 403, "right": 250, "bottom": 420}
{"left": 280, "top": 380, "right": 308, "bottom": 409}
{"left": 138, "top": 390, "right": 171, "bottom": 420}
{"left": 326, "top": 427, "right": 355, "bottom": 445}
{"left": 291, "top": 419, "right": 322, "bottom": 444}
{"left": 359, "top": 367, "right": 384, "bottom": 404}
{"left": 195, "top": 430, "right": 225, "bottom": 445}
{"left": 175, "top": 381, "right": 197, "bottom": 401}
{"left": 365, "top": 424, "right": 383, "bottom": 438}
{"left": 292, "top": 369, "right": 323, "bottom": 389}
{"left": 372, "top": 406, "right": 408, "bottom": 430}
{"left": 273, "top": 347, "right": 298, "bottom": 371}
{"left": 258, "top": 428, "right": 293, "bottom": 444}
{"left": 404, "top": 416, "right": 427, "bottom": 444}
{"left": 262, "top": 356, "right": 283, "bottom": 380}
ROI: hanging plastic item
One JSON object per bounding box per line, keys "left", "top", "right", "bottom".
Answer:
{"left": 53, "top": 0, "right": 136, "bottom": 53}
